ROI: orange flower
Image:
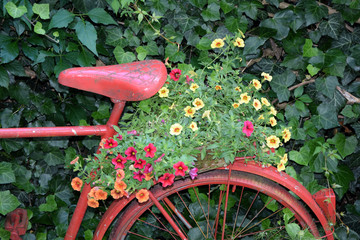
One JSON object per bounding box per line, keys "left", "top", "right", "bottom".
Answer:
{"left": 88, "top": 198, "right": 99, "bottom": 208}
{"left": 88, "top": 187, "right": 98, "bottom": 198}
{"left": 70, "top": 156, "right": 79, "bottom": 165}
{"left": 114, "top": 181, "right": 127, "bottom": 191}
{"left": 116, "top": 169, "right": 125, "bottom": 181}
{"left": 136, "top": 189, "right": 150, "bottom": 203}
{"left": 145, "top": 172, "right": 153, "bottom": 181}
{"left": 111, "top": 189, "right": 123, "bottom": 199}
{"left": 71, "top": 177, "right": 83, "bottom": 191}
{"left": 94, "top": 189, "right": 108, "bottom": 200}
{"left": 215, "top": 85, "right": 222, "bottom": 91}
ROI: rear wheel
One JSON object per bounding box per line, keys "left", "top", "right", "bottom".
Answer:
{"left": 110, "top": 170, "right": 321, "bottom": 239}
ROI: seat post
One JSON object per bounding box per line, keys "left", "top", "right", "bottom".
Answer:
{"left": 104, "top": 99, "right": 126, "bottom": 138}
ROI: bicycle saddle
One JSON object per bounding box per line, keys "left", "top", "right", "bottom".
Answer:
{"left": 58, "top": 60, "right": 167, "bottom": 101}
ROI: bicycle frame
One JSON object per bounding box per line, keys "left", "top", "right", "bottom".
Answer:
{"left": 0, "top": 99, "right": 126, "bottom": 239}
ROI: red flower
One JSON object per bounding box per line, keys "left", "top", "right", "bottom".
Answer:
{"left": 242, "top": 121, "right": 254, "bottom": 137}
{"left": 144, "top": 143, "right": 157, "bottom": 158}
{"left": 133, "top": 171, "right": 145, "bottom": 182}
{"left": 115, "top": 134, "right": 123, "bottom": 140}
{"left": 173, "top": 161, "right": 188, "bottom": 176}
{"left": 158, "top": 173, "right": 175, "bottom": 187}
{"left": 125, "top": 147, "right": 137, "bottom": 161}
{"left": 144, "top": 163, "right": 153, "bottom": 174}
{"left": 134, "top": 159, "right": 147, "bottom": 169}
{"left": 169, "top": 69, "right": 181, "bottom": 81}
{"left": 104, "top": 139, "right": 118, "bottom": 149}
{"left": 112, "top": 154, "right": 127, "bottom": 169}
{"left": 154, "top": 153, "right": 165, "bottom": 163}
{"left": 186, "top": 75, "right": 194, "bottom": 84}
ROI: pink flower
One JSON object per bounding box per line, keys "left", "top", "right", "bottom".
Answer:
{"left": 111, "top": 154, "right": 127, "bottom": 169}
{"left": 104, "top": 139, "right": 118, "bottom": 149}
{"left": 173, "top": 161, "right": 188, "bottom": 176}
{"left": 127, "top": 130, "right": 138, "bottom": 135}
{"left": 144, "top": 143, "right": 157, "bottom": 158}
{"left": 134, "top": 159, "right": 147, "bottom": 169}
{"left": 158, "top": 173, "right": 175, "bottom": 187}
{"left": 169, "top": 69, "right": 181, "bottom": 81}
{"left": 186, "top": 75, "right": 194, "bottom": 84}
{"left": 242, "top": 121, "right": 254, "bottom": 137}
{"left": 144, "top": 163, "right": 153, "bottom": 174}
{"left": 189, "top": 168, "right": 198, "bottom": 180}
{"left": 133, "top": 171, "right": 145, "bottom": 182}
{"left": 154, "top": 153, "right": 165, "bottom": 163}
{"left": 115, "top": 134, "right": 123, "bottom": 140}
{"left": 125, "top": 147, "right": 137, "bottom": 161}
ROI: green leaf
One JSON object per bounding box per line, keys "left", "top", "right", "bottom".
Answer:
{"left": 243, "top": 37, "right": 267, "bottom": 55}
{"left": 0, "top": 66, "right": 9, "bottom": 89}
{"left": 0, "top": 162, "right": 15, "bottom": 184}
{"left": 136, "top": 46, "right": 148, "bottom": 61}
{"left": 315, "top": 76, "right": 339, "bottom": 98}
{"left": 289, "top": 150, "right": 309, "bottom": 166}
{"left": 113, "top": 46, "right": 136, "bottom": 64}
{"left": 315, "top": 102, "right": 339, "bottom": 129}
{"left": 0, "top": 191, "right": 20, "bottom": 215}
{"left": 332, "top": 133, "right": 358, "bottom": 158}
{"left": 49, "top": 9, "right": 75, "bottom": 29}
{"left": 270, "top": 70, "right": 296, "bottom": 103}
{"left": 304, "top": 1, "right": 328, "bottom": 26}
{"left": 32, "top": 3, "right": 50, "bottom": 20}
{"left": 237, "top": 0, "right": 263, "bottom": 20}
{"left": 174, "top": 13, "right": 199, "bottom": 33}
{"left": 5, "top": 2, "right": 27, "bottom": 18}
{"left": 0, "top": 228, "right": 11, "bottom": 240}
{"left": 0, "top": 40, "right": 19, "bottom": 64}
{"left": 189, "top": 0, "right": 207, "bottom": 8}
{"left": 330, "top": 164, "right": 354, "bottom": 199}
{"left": 165, "top": 44, "right": 185, "bottom": 62}
{"left": 323, "top": 49, "right": 347, "bottom": 77}
{"left": 220, "top": 0, "right": 233, "bottom": 14}
{"left": 196, "top": 37, "right": 212, "bottom": 50}
{"left": 34, "top": 22, "right": 46, "bottom": 35}
{"left": 87, "top": 8, "right": 117, "bottom": 25}
{"left": 319, "top": 13, "right": 343, "bottom": 39}
{"left": 84, "top": 230, "right": 93, "bottom": 240}
{"left": 225, "top": 15, "right": 248, "bottom": 33}
{"left": 259, "top": 10, "right": 294, "bottom": 40}
{"left": 307, "top": 64, "right": 320, "bottom": 76}
{"left": 341, "top": 105, "right": 358, "bottom": 118}
{"left": 74, "top": 21, "right": 98, "bottom": 56}
{"left": 285, "top": 223, "right": 300, "bottom": 239}
{"left": 302, "top": 39, "right": 320, "bottom": 57}
{"left": 0, "top": 108, "right": 22, "bottom": 128}
{"left": 45, "top": 151, "right": 64, "bottom": 166}
{"left": 39, "top": 195, "right": 58, "bottom": 212}
{"left": 201, "top": 3, "right": 220, "bottom": 21}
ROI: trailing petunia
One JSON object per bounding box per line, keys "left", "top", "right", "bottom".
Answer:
{"left": 134, "top": 159, "right": 147, "bottom": 169}
{"left": 133, "top": 170, "right": 146, "bottom": 182}
{"left": 71, "top": 177, "right": 83, "bottom": 191}
{"left": 242, "top": 121, "right": 254, "bottom": 137}
{"left": 169, "top": 69, "right": 181, "bottom": 81}
{"left": 112, "top": 154, "right": 127, "bottom": 169}
{"left": 136, "top": 189, "right": 150, "bottom": 203}
{"left": 173, "top": 161, "right": 188, "bottom": 176}
{"left": 125, "top": 146, "right": 137, "bottom": 161}
{"left": 104, "top": 139, "right": 118, "bottom": 149}
{"left": 144, "top": 143, "right": 157, "bottom": 158}
{"left": 189, "top": 168, "right": 198, "bottom": 180}
{"left": 158, "top": 173, "right": 175, "bottom": 187}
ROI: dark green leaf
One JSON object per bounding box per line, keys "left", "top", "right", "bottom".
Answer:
{"left": 49, "top": 9, "right": 74, "bottom": 29}
{"left": 281, "top": 55, "right": 306, "bottom": 70}
{"left": 45, "top": 151, "right": 64, "bottom": 166}
{"left": 87, "top": 8, "right": 117, "bottom": 25}
{"left": 315, "top": 76, "right": 339, "bottom": 98}
{"left": 0, "top": 108, "right": 22, "bottom": 128}
{"left": 319, "top": 13, "right": 343, "bottom": 39}
{"left": 174, "top": 13, "right": 199, "bottom": 33}
{"left": 201, "top": 3, "right": 220, "bottom": 21}
{"left": 65, "top": 104, "right": 88, "bottom": 126}
{"left": 74, "top": 21, "right": 98, "bottom": 56}
{"left": 259, "top": 10, "right": 292, "bottom": 40}
{"left": 220, "top": 0, "right": 233, "bottom": 14}
{"left": 113, "top": 46, "right": 136, "bottom": 64}
{"left": 243, "top": 37, "right": 267, "bottom": 55}
{"left": 105, "top": 27, "right": 123, "bottom": 47}
{"left": 39, "top": 195, "right": 57, "bottom": 212}
{"left": 304, "top": 1, "right": 328, "bottom": 26}
{"left": 332, "top": 133, "right": 358, "bottom": 158}
{"left": 0, "top": 162, "right": 15, "bottom": 184}
{"left": 330, "top": 164, "right": 354, "bottom": 199}
{"left": 196, "top": 37, "right": 212, "bottom": 50}
{"left": 0, "top": 66, "right": 9, "bottom": 89}
{"left": 270, "top": 70, "right": 296, "bottom": 103}
{"left": 189, "top": 0, "right": 207, "bottom": 8}
{"left": 323, "top": 49, "right": 347, "bottom": 77}
{"left": 165, "top": 44, "right": 185, "bottom": 62}
{"left": 0, "top": 41, "right": 19, "bottom": 64}
{"left": 237, "top": 0, "right": 263, "bottom": 20}
{"left": 0, "top": 191, "right": 20, "bottom": 215}
{"left": 315, "top": 102, "right": 339, "bottom": 129}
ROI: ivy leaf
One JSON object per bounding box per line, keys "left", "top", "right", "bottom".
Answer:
{"left": 0, "top": 191, "right": 20, "bottom": 215}
{"left": 0, "top": 40, "right": 19, "bottom": 64}
{"left": 174, "top": 13, "right": 199, "bottom": 33}
{"left": 315, "top": 102, "right": 339, "bottom": 129}
{"left": 32, "top": 3, "right": 50, "bottom": 20}
{"left": 105, "top": 27, "right": 123, "bottom": 46}
{"left": 225, "top": 15, "right": 248, "bottom": 33}
{"left": 136, "top": 46, "right": 148, "bottom": 61}
{"left": 285, "top": 223, "right": 300, "bottom": 239}
{"left": 49, "top": 9, "right": 75, "bottom": 29}
{"left": 189, "top": 0, "right": 207, "bottom": 8}
{"left": 196, "top": 37, "right": 212, "bottom": 50}
{"left": 330, "top": 164, "right": 354, "bottom": 199}
{"left": 201, "top": 3, "right": 220, "bottom": 21}
{"left": 243, "top": 37, "right": 267, "bottom": 55}
{"left": 165, "top": 44, "right": 185, "bottom": 62}
{"left": 220, "top": 1, "right": 233, "bottom": 14}
{"left": 87, "top": 8, "right": 117, "bottom": 25}
{"left": 289, "top": 150, "right": 309, "bottom": 165}
{"left": 34, "top": 22, "right": 46, "bottom": 35}
{"left": 331, "top": 133, "right": 358, "bottom": 158}
{"left": 270, "top": 70, "right": 296, "bottom": 103}
{"left": 304, "top": 1, "right": 328, "bottom": 26}
{"left": 113, "top": 46, "right": 136, "bottom": 64}
{"left": 0, "top": 108, "right": 22, "bottom": 128}
{"left": 307, "top": 64, "right": 320, "bottom": 76}
{"left": 319, "top": 13, "right": 343, "bottom": 39}
{"left": 315, "top": 76, "right": 339, "bottom": 98}
{"left": 303, "top": 39, "right": 320, "bottom": 57}
{"left": 323, "top": 49, "right": 347, "bottom": 77}
{"left": 259, "top": 10, "right": 293, "bottom": 40}
{"left": 0, "top": 162, "right": 15, "bottom": 184}
{"left": 45, "top": 151, "right": 64, "bottom": 166}
{"left": 0, "top": 66, "right": 9, "bottom": 89}
{"left": 74, "top": 21, "right": 98, "bottom": 56}
{"left": 39, "top": 195, "right": 58, "bottom": 212}
{"left": 5, "top": 2, "right": 27, "bottom": 18}
{"left": 237, "top": 0, "right": 263, "bottom": 20}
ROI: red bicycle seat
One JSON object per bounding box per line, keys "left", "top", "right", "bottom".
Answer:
{"left": 58, "top": 60, "right": 167, "bottom": 101}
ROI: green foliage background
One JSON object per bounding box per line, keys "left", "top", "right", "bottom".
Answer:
{"left": 0, "top": 0, "right": 360, "bottom": 239}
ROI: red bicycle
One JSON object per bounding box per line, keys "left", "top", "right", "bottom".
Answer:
{"left": 1, "top": 60, "right": 335, "bottom": 240}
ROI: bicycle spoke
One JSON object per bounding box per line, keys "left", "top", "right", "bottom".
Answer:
{"left": 234, "top": 190, "right": 259, "bottom": 237}
{"left": 162, "top": 199, "right": 189, "bottom": 238}
{"left": 213, "top": 189, "right": 224, "bottom": 239}
{"left": 232, "top": 186, "right": 244, "bottom": 237}
{"left": 127, "top": 231, "right": 154, "bottom": 239}
{"left": 148, "top": 209, "right": 178, "bottom": 240}
{"left": 221, "top": 169, "right": 232, "bottom": 240}
{"left": 192, "top": 187, "right": 214, "bottom": 239}
{"left": 136, "top": 218, "right": 179, "bottom": 236}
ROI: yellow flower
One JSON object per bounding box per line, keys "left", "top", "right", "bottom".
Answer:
{"left": 277, "top": 162, "right": 285, "bottom": 172}
{"left": 261, "top": 97, "right": 270, "bottom": 106}
{"left": 280, "top": 154, "right": 288, "bottom": 164}
{"left": 184, "top": 106, "right": 196, "bottom": 118}
{"left": 158, "top": 87, "right": 169, "bottom": 98}
{"left": 235, "top": 86, "right": 241, "bottom": 92}
{"left": 192, "top": 98, "right": 205, "bottom": 110}
{"left": 211, "top": 38, "right": 225, "bottom": 48}
{"left": 258, "top": 114, "right": 264, "bottom": 121}
{"left": 233, "top": 37, "right": 245, "bottom": 48}
{"left": 270, "top": 106, "right": 277, "bottom": 116}
{"left": 269, "top": 117, "right": 277, "bottom": 127}
{"left": 239, "top": 93, "right": 251, "bottom": 104}
{"left": 170, "top": 123, "right": 183, "bottom": 135}
{"left": 202, "top": 110, "right": 211, "bottom": 121}
{"left": 233, "top": 102, "right": 240, "bottom": 108}
{"left": 253, "top": 99, "right": 262, "bottom": 111}
{"left": 189, "top": 122, "right": 198, "bottom": 131}
{"left": 215, "top": 85, "right": 222, "bottom": 91}
{"left": 252, "top": 79, "right": 262, "bottom": 90}
{"left": 261, "top": 72, "right": 273, "bottom": 81}
{"left": 190, "top": 83, "right": 199, "bottom": 92}
{"left": 282, "top": 128, "right": 291, "bottom": 143}
{"left": 266, "top": 135, "right": 280, "bottom": 149}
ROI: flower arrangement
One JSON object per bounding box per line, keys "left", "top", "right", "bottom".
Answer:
{"left": 70, "top": 32, "right": 291, "bottom": 208}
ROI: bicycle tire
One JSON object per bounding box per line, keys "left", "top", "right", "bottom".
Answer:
{"left": 109, "top": 170, "right": 322, "bottom": 240}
